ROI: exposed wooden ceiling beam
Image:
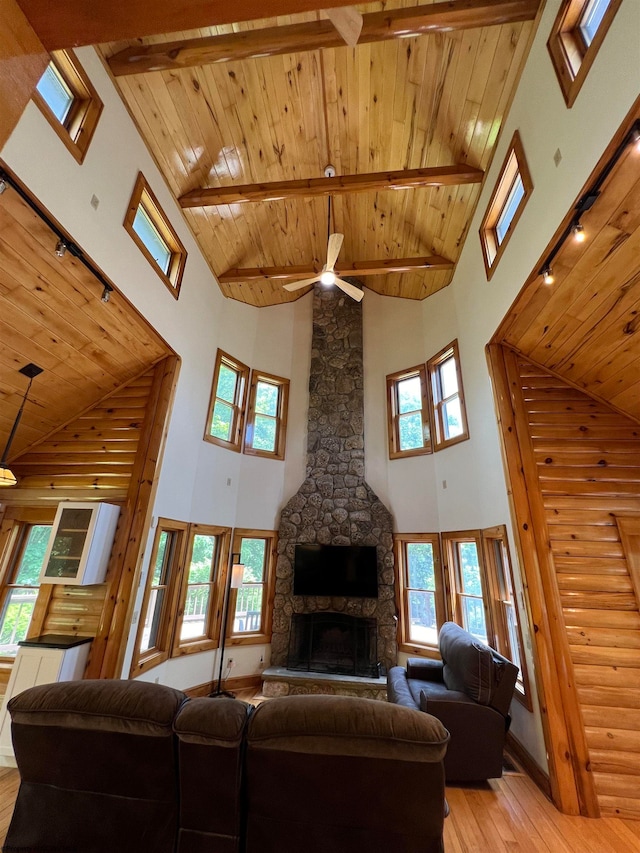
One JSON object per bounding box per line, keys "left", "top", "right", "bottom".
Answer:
{"left": 218, "top": 256, "right": 453, "bottom": 283}
{"left": 108, "top": 0, "right": 540, "bottom": 76}
{"left": 16, "top": 0, "right": 360, "bottom": 51}
{"left": 180, "top": 165, "right": 484, "bottom": 208}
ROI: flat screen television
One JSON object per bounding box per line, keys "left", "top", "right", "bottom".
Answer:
{"left": 293, "top": 544, "right": 378, "bottom": 598}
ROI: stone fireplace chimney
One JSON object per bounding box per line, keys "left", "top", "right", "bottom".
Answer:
{"left": 271, "top": 286, "right": 397, "bottom": 673}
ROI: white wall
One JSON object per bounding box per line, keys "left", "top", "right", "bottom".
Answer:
{"left": 1, "top": 46, "right": 311, "bottom": 689}
{"left": 3, "top": 0, "right": 638, "bottom": 763}
{"left": 363, "top": 0, "right": 640, "bottom": 771}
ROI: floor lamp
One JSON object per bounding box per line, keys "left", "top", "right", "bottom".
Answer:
{"left": 210, "top": 554, "right": 245, "bottom": 698}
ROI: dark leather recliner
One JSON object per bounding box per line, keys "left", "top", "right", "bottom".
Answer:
{"left": 387, "top": 622, "right": 519, "bottom": 782}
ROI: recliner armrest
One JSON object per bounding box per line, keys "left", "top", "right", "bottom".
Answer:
{"left": 407, "top": 658, "right": 444, "bottom": 682}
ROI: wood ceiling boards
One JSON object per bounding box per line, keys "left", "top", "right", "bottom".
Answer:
{"left": 0, "top": 181, "right": 172, "bottom": 465}
{"left": 100, "top": 0, "right": 539, "bottom": 306}
{"left": 495, "top": 105, "right": 640, "bottom": 426}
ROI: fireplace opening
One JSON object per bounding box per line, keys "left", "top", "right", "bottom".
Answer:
{"left": 287, "top": 612, "right": 379, "bottom": 678}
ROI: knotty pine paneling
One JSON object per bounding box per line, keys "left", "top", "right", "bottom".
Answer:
{"left": 101, "top": 5, "right": 534, "bottom": 305}
{"left": 516, "top": 354, "right": 640, "bottom": 820}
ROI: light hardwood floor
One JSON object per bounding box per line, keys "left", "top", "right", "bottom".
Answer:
{"left": 2, "top": 760, "right": 640, "bottom": 851}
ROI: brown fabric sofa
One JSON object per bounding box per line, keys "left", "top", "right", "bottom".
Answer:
{"left": 387, "top": 622, "right": 519, "bottom": 782}
{"left": 5, "top": 681, "right": 449, "bottom": 853}
{"left": 244, "top": 694, "right": 449, "bottom": 853}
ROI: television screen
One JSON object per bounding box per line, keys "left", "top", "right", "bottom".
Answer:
{"left": 293, "top": 544, "right": 378, "bottom": 598}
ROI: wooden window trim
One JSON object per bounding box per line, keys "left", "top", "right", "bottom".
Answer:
{"left": 386, "top": 364, "right": 432, "bottom": 460}
{"left": 479, "top": 131, "right": 533, "bottom": 280}
{"left": 427, "top": 339, "right": 469, "bottom": 451}
{"left": 123, "top": 172, "right": 187, "bottom": 299}
{"left": 226, "top": 528, "right": 277, "bottom": 647}
{"left": 394, "top": 533, "right": 445, "bottom": 656}
{"left": 204, "top": 349, "right": 250, "bottom": 452}
{"left": 243, "top": 370, "right": 289, "bottom": 461}
{"left": 0, "top": 508, "right": 56, "bottom": 671}
{"left": 171, "top": 524, "right": 231, "bottom": 657}
{"left": 481, "top": 525, "right": 532, "bottom": 711}
{"left": 441, "top": 530, "right": 494, "bottom": 643}
{"left": 32, "top": 50, "right": 103, "bottom": 165}
{"left": 547, "top": 0, "right": 622, "bottom": 108}
{"left": 130, "top": 519, "right": 187, "bottom": 677}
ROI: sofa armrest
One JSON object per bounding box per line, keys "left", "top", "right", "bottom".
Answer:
{"left": 407, "top": 658, "right": 445, "bottom": 682}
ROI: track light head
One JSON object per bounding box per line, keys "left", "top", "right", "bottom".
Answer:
{"left": 0, "top": 179, "right": 7, "bottom": 195}
{"left": 542, "top": 266, "right": 554, "bottom": 285}
{"left": 572, "top": 223, "right": 586, "bottom": 242}
{"left": 55, "top": 239, "right": 68, "bottom": 258}
{"left": 101, "top": 285, "right": 112, "bottom": 304}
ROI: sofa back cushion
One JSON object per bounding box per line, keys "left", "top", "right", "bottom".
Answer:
{"left": 439, "top": 622, "right": 519, "bottom": 715}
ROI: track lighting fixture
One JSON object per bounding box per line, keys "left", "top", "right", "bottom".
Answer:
{"left": 571, "top": 223, "right": 585, "bottom": 242}
{"left": 0, "top": 179, "right": 7, "bottom": 195}
{"left": 537, "top": 118, "right": 640, "bottom": 290}
{"left": 101, "top": 285, "right": 112, "bottom": 303}
{"left": 542, "top": 266, "right": 554, "bottom": 285}
{"left": 55, "top": 239, "right": 68, "bottom": 258}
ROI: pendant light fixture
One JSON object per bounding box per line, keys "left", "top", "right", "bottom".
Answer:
{"left": 0, "top": 363, "right": 43, "bottom": 487}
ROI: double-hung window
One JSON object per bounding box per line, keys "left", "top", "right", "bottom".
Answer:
{"left": 33, "top": 50, "right": 103, "bottom": 164}
{"left": 442, "top": 532, "right": 490, "bottom": 646}
{"left": 386, "top": 365, "right": 431, "bottom": 459}
{"left": 0, "top": 520, "right": 52, "bottom": 658}
{"left": 395, "top": 534, "right": 444, "bottom": 652}
{"left": 428, "top": 341, "right": 468, "bottom": 450}
{"left": 205, "top": 351, "right": 290, "bottom": 460}
{"left": 228, "top": 529, "right": 277, "bottom": 646}
{"left": 244, "top": 372, "right": 289, "bottom": 460}
{"left": 205, "top": 350, "right": 250, "bottom": 452}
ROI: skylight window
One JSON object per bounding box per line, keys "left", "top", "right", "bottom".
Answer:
{"left": 32, "top": 50, "right": 103, "bottom": 164}
{"left": 479, "top": 131, "right": 532, "bottom": 279}
{"left": 495, "top": 174, "right": 525, "bottom": 246}
{"left": 124, "top": 173, "right": 187, "bottom": 298}
{"left": 36, "top": 63, "right": 74, "bottom": 124}
{"left": 548, "top": 0, "right": 621, "bottom": 108}
{"left": 579, "top": 0, "right": 611, "bottom": 47}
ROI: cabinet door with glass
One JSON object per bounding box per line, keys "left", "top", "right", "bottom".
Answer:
{"left": 39, "top": 502, "right": 120, "bottom": 586}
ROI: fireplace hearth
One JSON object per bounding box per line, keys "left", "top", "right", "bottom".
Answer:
{"left": 287, "top": 612, "right": 379, "bottom": 678}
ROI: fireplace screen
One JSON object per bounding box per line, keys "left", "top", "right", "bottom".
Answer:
{"left": 287, "top": 612, "right": 378, "bottom": 678}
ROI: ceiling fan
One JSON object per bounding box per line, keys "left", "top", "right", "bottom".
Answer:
{"left": 325, "top": 6, "right": 363, "bottom": 47}
{"left": 283, "top": 176, "right": 364, "bottom": 302}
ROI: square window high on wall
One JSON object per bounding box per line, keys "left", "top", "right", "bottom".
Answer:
{"left": 33, "top": 50, "right": 103, "bottom": 164}
{"left": 548, "top": 0, "right": 622, "bottom": 108}
{"left": 479, "top": 131, "right": 533, "bottom": 280}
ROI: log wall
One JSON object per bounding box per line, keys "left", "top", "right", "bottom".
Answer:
{"left": 513, "top": 353, "right": 640, "bottom": 820}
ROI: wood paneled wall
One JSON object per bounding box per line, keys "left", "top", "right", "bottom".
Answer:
{"left": 499, "top": 349, "right": 640, "bottom": 820}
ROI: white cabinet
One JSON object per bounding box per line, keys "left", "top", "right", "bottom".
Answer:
{"left": 0, "top": 635, "right": 92, "bottom": 766}
{"left": 39, "top": 502, "right": 120, "bottom": 586}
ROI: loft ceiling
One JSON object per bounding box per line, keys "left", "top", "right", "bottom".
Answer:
{"left": 0, "top": 178, "right": 172, "bottom": 465}
{"left": 96, "top": 0, "right": 539, "bottom": 307}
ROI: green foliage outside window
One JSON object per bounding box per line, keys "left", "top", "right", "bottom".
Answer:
{"left": 0, "top": 525, "right": 51, "bottom": 655}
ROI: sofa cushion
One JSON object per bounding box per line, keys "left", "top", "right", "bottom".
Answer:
{"left": 439, "top": 622, "right": 494, "bottom": 705}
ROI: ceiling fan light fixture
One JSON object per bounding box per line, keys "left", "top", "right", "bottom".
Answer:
{"left": 320, "top": 269, "right": 336, "bottom": 285}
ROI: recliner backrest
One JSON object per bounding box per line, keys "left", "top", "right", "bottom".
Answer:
{"left": 439, "top": 621, "right": 518, "bottom": 717}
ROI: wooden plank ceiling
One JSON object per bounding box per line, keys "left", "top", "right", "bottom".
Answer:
{"left": 99, "top": 0, "right": 538, "bottom": 306}
{"left": 496, "top": 105, "right": 640, "bottom": 425}
{"left": 0, "top": 182, "right": 172, "bottom": 465}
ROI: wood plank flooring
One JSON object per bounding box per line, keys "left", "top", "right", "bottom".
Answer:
{"left": 2, "top": 758, "right": 640, "bottom": 851}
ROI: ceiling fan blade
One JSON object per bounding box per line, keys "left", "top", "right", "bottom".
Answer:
{"left": 326, "top": 232, "right": 344, "bottom": 270}
{"left": 283, "top": 275, "right": 321, "bottom": 292}
{"left": 335, "top": 276, "right": 364, "bottom": 302}
{"left": 326, "top": 6, "right": 363, "bottom": 47}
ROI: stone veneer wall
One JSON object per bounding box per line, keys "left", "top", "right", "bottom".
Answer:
{"left": 271, "top": 285, "right": 397, "bottom": 673}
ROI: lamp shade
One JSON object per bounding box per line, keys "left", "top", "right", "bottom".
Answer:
{"left": 230, "top": 561, "right": 245, "bottom": 589}
{"left": 0, "top": 466, "right": 17, "bottom": 487}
